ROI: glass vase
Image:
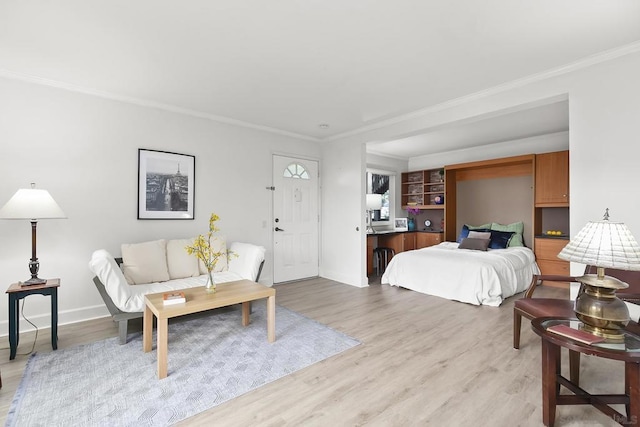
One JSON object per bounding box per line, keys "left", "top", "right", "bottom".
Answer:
{"left": 205, "top": 271, "right": 216, "bottom": 294}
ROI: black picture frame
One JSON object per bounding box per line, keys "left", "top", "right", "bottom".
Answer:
{"left": 137, "top": 148, "right": 195, "bottom": 219}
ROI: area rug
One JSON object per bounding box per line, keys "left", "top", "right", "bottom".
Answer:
{"left": 6, "top": 303, "right": 359, "bottom": 426}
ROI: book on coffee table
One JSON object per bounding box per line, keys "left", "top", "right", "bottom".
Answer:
{"left": 163, "top": 291, "right": 186, "bottom": 305}
{"left": 547, "top": 324, "right": 605, "bottom": 345}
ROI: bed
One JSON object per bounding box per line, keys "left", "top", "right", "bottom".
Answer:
{"left": 380, "top": 241, "right": 540, "bottom": 306}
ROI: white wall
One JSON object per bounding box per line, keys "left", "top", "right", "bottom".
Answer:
{"left": 567, "top": 52, "right": 640, "bottom": 274}
{"left": 0, "top": 77, "right": 320, "bottom": 335}
{"left": 322, "top": 50, "right": 640, "bottom": 287}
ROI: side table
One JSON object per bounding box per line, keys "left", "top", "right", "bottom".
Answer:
{"left": 532, "top": 317, "right": 640, "bottom": 426}
{"left": 6, "top": 278, "right": 60, "bottom": 360}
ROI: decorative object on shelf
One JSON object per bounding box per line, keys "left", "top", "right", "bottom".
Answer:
{"left": 434, "top": 195, "right": 444, "bottom": 205}
{"left": 185, "top": 213, "right": 235, "bottom": 293}
{"left": 0, "top": 183, "right": 67, "bottom": 285}
{"left": 138, "top": 149, "right": 195, "bottom": 220}
{"left": 394, "top": 217, "right": 408, "bottom": 232}
{"left": 406, "top": 206, "right": 420, "bottom": 231}
{"left": 438, "top": 169, "right": 445, "bottom": 182}
{"left": 366, "top": 194, "right": 383, "bottom": 234}
{"left": 558, "top": 209, "right": 640, "bottom": 341}
{"left": 424, "top": 219, "right": 432, "bottom": 231}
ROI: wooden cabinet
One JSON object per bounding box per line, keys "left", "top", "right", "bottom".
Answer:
{"left": 535, "top": 151, "right": 569, "bottom": 207}
{"left": 367, "top": 232, "right": 418, "bottom": 277}
{"left": 416, "top": 232, "right": 443, "bottom": 249}
{"left": 534, "top": 237, "right": 570, "bottom": 286}
{"left": 534, "top": 150, "right": 570, "bottom": 276}
{"left": 367, "top": 235, "right": 375, "bottom": 276}
{"left": 379, "top": 232, "right": 416, "bottom": 255}
{"left": 401, "top": 169, "right": 446, "bottom": 210}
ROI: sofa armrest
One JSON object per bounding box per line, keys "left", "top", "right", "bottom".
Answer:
{"left": 228, "top": 242, "right": 266, "bottom": 282}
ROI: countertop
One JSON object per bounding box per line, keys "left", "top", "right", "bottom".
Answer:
{"left": 367, "top": 229, "right": 443, "bottom": 236}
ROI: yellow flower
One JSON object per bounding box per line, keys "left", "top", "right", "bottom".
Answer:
{"left": 185, "top": 212, "right": 235, "bottom": 273}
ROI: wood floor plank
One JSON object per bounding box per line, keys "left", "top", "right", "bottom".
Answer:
{"left": 0, "top": 278, "right": 623, "bottom": 426}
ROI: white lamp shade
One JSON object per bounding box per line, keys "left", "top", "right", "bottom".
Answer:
{"left": 366, "top": 194, "right": 383, "bottom": 210}
{"left": 558, "top": 219, "right": 640, "bottom": 271}
{"left": 0, "top": 188, "right": 66, "bottom": 220}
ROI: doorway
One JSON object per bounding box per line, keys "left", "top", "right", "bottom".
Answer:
{"left": 272, "top": 155, "right": 319, "bottom": 283}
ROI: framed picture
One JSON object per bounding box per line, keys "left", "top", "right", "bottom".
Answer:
{"left": 394, "top": 217, "right": 408, "bottom": 231}
{"left": 138, "top": 149, "right": 195, "bottom": 219}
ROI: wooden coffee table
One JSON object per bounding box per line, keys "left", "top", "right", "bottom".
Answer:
{"left": 143, "top": 279, "right": 276, "bottom": 379}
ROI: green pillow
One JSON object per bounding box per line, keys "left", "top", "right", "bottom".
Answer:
{"left": 468, "top": 223, "right": 491, "bottom": 230}
{"left": 491, "top": 222, "right": 525, "bottom": 247}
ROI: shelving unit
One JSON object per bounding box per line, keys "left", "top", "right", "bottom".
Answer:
{"left": 401, "top": 168, "right": 445, "bottom": 210}
{"left": 533, "top": 150, "right": 570, "bottom": 282}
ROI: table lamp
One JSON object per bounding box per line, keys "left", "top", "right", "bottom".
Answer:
{"left": 0, "top": 183, "right": 67, "bottom": 285}
{"left": 366, "top": 194, "right": 383, "bottom": 234}
{"left": 558, "top": 209, "right": 640, "bottom": 341}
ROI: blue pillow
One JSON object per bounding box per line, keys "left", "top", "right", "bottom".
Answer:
{"left": 457, "top": 224, "right": 492, "bottom": 243}
{"left": 489, "top": 230, "right": 515, "bottom": 249}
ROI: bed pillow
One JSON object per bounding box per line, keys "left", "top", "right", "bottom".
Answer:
{"left": 488, "top": 230, "right": 515, "bottom": 249}
{"left": 457, "top": 223, "right": 492, "bottom": 243}
{"left": 467, "top": 230, "right": 491, "bottom": 240}
{"left": 459, "top": 237, "right": 490, "bottom": 251}
{"left": 491, "top": 222, "right": 525, "bottom": 247}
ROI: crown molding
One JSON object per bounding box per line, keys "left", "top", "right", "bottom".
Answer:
{"left": 0, "top": 69, "right": 320, "bottom": 143}
{"left": 326, "top": 40, "right": 640, "bottom": 143}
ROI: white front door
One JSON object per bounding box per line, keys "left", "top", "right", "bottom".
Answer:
{"left": 272, "top": 155, "right": 319, "bottom": 283}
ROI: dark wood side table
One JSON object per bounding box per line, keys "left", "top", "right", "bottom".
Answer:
{"left": 6, "top": 278, "right": 60, "bottom": 360}
{"left": 532, "top": 317, "right": 640, "bottom": 426}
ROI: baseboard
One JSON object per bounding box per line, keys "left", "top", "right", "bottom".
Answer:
{"left": 0, "top": 304, "right": 110, "bottom": 337}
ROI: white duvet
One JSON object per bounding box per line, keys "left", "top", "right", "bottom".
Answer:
{"left": 381, "top": 242, "right": 539, "bottom": 306}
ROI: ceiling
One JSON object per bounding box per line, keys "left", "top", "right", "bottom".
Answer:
{"left": 367, "top": 100, "right": 570, "bottom": 159}
{"left": 1, "top": 1, "right": 639, "bottom": 151}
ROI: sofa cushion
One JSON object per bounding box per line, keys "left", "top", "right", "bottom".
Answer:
{"left": 121, "top": 239, "right": 170, "bottom": 285}
{"left": 167, "top": 238, "right": 200, "bottom": 279}
{"left": 198, "top": 236, "right": 228, "bottom": 274}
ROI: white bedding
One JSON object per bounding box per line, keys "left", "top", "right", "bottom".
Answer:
{"left": 380, "top": 241, "right": 539, "bottom": 306}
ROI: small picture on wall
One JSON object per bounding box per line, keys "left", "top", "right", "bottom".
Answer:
{"left": 138, "top": 149, "right": 195, "bottom": 219}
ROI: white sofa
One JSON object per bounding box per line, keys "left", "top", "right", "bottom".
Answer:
{"left": 89, "top": 239, "right": 266, "bottom": 344}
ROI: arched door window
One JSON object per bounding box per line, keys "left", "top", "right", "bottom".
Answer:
{"left": 283, "top": 163, "right": 310, "bottom": 179}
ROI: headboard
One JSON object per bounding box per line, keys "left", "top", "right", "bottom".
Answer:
{"left": 444, "top": 154, "right": 535, "bottom": 246}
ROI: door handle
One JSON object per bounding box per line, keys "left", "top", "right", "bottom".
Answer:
{"left": 275, "top": 227, "right": 285, "bottom": 232}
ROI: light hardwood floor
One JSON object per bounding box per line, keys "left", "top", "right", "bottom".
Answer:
{"left": 0, "top": 278, "right": 625, "bottom": 426}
